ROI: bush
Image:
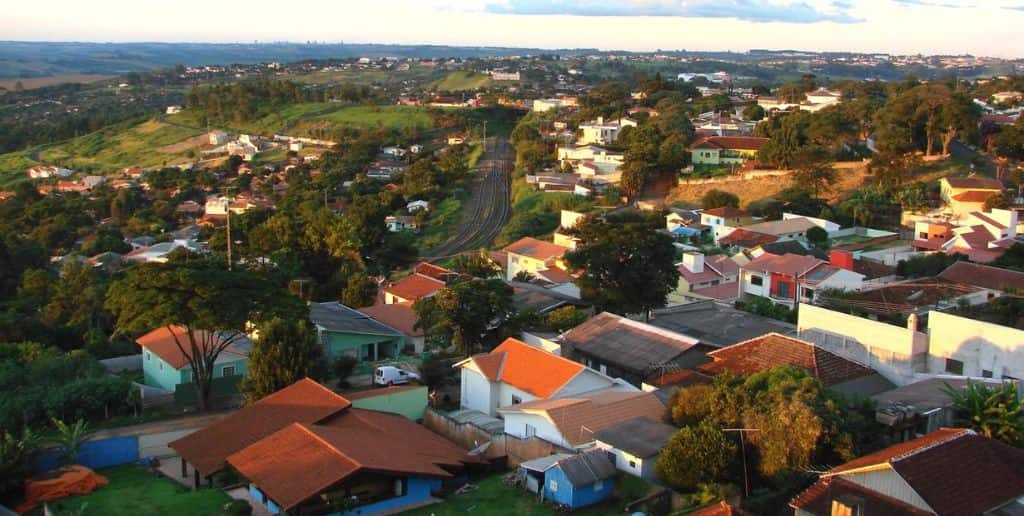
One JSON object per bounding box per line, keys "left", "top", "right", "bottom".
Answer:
{"left": 333, "top": 356, "right": 359, "bottom": 388}
{"left": 418, "top": 355, "right": 450, "bottom": 392}
{"left": 806, "top": 226, "right": 828, "bottom": 246}
{"left": 701, "top": 190, "right": 740, "bottom": 210}
{"left": 736, "top": 296, "right": 796, "bottom": 323}
{"left": 656, "top": 422, "right": 737, "bottom": 490}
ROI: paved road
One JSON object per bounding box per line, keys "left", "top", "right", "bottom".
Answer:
{"left": 423, "top": 138, "right": 513, "bottom": 260}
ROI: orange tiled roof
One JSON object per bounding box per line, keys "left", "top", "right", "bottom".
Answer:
{"left": 357, "top": 302, "right": 422, "bottom": 337}
{"left": 952, "top": 190, "right": 997, "bottom": 203}
{"left": 382, "top": 273, "right": 445, "bottom": 302}
{"left": 462, "top": 338, "right": 584, "bottom": 398}
{"left": 702, "top": 206, "right": 750, "bottom": 218}
{"left": 719, "top": 228, "right": 778, "bottom": 249}
{"left": 136, "top": 326, "right": 247, "bottom": 370}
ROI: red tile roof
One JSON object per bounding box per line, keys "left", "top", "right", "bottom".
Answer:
{"left": 226, "top": 408, "right": 476, "bottom": 511}
{"left": 814, "top": 428, "right": 1024, "bottom": 515}
{"left": 136, "top": 326, "right": 247, "bottom": 370}
{"left": 503, "top": 237, "right": 568, "bottom": 261}
{"left": 357, "top": 302, "right": 422, "bottom": 337}
{"left": 702, "top": 206, "right": 751, "bottom": 219}
{"left": 718, "top": 228, "right": 778, "bottom": 249}
{"left": 413, "top": 262, "right": 458, "bottom": 281}
{"left": 460, "top": 338, "right": 585, "bottom": 398}
{"left": 691, "top": 281, "right": 742, "bottom": 301}
{"left": 699, "top": 333, "right": 878, "bottom": 387}
{"left": 690, "top": 136, "right": 769, "bottom": 152}
{"left": 489, "top": 251, "right": 509, "bottom": 270}
{"left": 169, "top": 378, "right": 351, "bottom": 476}
{"left": 382, "top": 273, "right": 445, "bottom": 302}
{"left": 742, "top": 253, "right": 825, "bottom": 277}
{"left": 938, "top": 261, "right": 1024, "bottom": 292}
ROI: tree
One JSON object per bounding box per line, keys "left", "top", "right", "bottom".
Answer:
{"left": 544, "top": 306, "right": 590, "bottom": 332}
{"left": 450, "top": 249, "right": 501, "bottom": 278}
{"left": 742, "top": 104, "right": 765, "bottom": 121}
{"left": 656, "top": 422, "right": 737, "bottom": 490}
{"left": 106, "top": 259, "right": 294, "bottom": 411}
{"left": 565, "top": 219, "right": 679, "bottom": 320}
{"left": 994, "top": 243, "right": 1024, "bottom": 271}
{"left": 240, "top": 317, "right": 327, "bottom": 403}
{"left": 807, "top": 226, "right": 829, "bottom": 247}
{"left": 701, "top": 189, "right": 740, "bottom": 210}
{"left": 896, "top": 252, "right": 964, "bottom": 278}
{"left": 51, "top": 418, "right": 91, "bottom": 465}
{"left": 341, "top": 274, "right": 378, "bottom": 308}
{"left": 0, "top": 427, "right": 40, "bottom": 500}
{"left": 791, "top": 147, "right": 837, "bottom": 198}
{"left": 619, "top": 163, "right": 648, "bottom": 200}
{"left": 413, "top": 278, "right": 514, "bottom": 355}
{"left": 943, "top": 381, "right": 1024, "bottom": 446}
{"left": 870, "top": 151, "right": 920, "bottom": 192}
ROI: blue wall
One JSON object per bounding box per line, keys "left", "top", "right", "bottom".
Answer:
{"left": 33, "top": 436, "right": 140, "bottom": 473}
{"left": 249, "top": 485, "right": 281, "bottom": 515}
{"left": 542, "top": 466, "right": 613, "bottom": 510}
{"left": 250, "top": 476, "right": 441, "bottom": 516}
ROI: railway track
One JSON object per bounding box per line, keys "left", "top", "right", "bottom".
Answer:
{"left": 423, "top": 138, "right": 512, "bottom": 260}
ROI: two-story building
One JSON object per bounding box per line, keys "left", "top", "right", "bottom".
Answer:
{"left": 577, "top": 117, "right": 637, "bottom": 146}
{"left": 700, "top": 206, "right": 758, "bottom": 243}
{"left": 503, "top": 237, "right": 569, "bottom": 282}
{"left": 939, "top": 176, "right": 1004, "bottom": 217}
{"left": 740, "top": 252, "right": 865, "bottom": 308}
{"left": 689, "top": 136, "right": 769, "bottom": 166}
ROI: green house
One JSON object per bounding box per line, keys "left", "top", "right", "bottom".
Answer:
{"left": 689, "top": 136, "right": 769, "bottom": 166}
{"left": 136, "top": 326, "right": 251, "bottom": 392}
{"left": 309, "top": 302, "right": 406, "bottom": 362}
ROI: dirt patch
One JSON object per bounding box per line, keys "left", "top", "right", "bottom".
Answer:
{"left": 667, "top": 161, "right": 871, "bottom": 208}
{"left": 159, "top": 134, "right": 209, "bottom": 154}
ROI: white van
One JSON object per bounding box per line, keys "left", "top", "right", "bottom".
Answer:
{"left": 374, "top": 365, "right": 420, "bottom": 386}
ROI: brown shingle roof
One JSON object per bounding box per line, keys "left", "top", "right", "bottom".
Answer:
{"left": 560, "top": 312, "right": 708, "bottom": 376}
{"left": 227, "top": 408, "right": 475, "bottom": 511}
{"left": 815, "top": 428, "right": 1024, "bottom": 515}
{"left": 699, "top": 333, "right": 877, "bottom": 387}
{"left": 790, "top": 476, "right": 932, "bottom": 516}
{"left": 944, "top": 176, "right": 1004, "bottom": 190}
{"left": 169, "top": 379, "right": 351, "bottom": 476}
{"left": 938, "top": 261, "right": 1024, "bottom": 292}
{"left": 718, "top": 228, "right": 778, "bottom": 249}
{"left": 500, "top": 391, "right": 667, "bottom": 446}
{"left": 503, "top": 237, "right": 568, "bottom": 261}
{"left": 382, "top": 273, "right": 445, "bottom": 302}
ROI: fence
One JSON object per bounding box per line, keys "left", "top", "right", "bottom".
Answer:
{"left": 173, "top": 375, "right": 242, "bottom": 407}
{"left": 678, "top": 169, "right": 792, "bottom": 185}
{"left": 33, "top": 436, "right": 140, "bottom": 473}
{"left": 424, "top": 409, "right": 567, "bottom": 466}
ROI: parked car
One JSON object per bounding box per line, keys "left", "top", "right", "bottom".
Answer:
{"left": 374, "top": 365, "right": 419, "bottom": 386}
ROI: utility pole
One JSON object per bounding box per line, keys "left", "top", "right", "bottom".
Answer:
{"left": 483, "top": 120, "right": 488, "bottom": 153}
{"left": 723, "top": 428, "right": 761, "bottom": 498}
{"left": 226, "top": 203, "right": 232, "bottom": 271}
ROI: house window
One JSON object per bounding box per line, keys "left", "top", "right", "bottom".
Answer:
{"left": 525, "top": 424, "right": 536, "bottom": 437}
{"left": 511, "top": 395, "right": 522, "bottom": 405}
{"left": 593, "top": 480, "right": 604, "bottom": 490}
{"left": 919, "top": 231, "right": 928, "bottom": 239}
{"left": 146, "top": 352, "right": 151, "bottom": 361}
{"left": 983, "top": 370, "right": 994, "bottom": 378}
{"left": 223, "top": 366, "right": 236, "bottom": 377}
{"left": 629, "top": 460, "right": 637, "bottom": 468}
{"left": 549, "top": 480, "right": 558, "bottom": 491}
{"left": 946, "top": 358, "right": 964, "bottom": 375}
{"left": 750, "top": 275, "right": 764, "bottom": 286}
{"left": 776, "top": 282, "right": 791, "bottom": 299}
{"left": 158, "top": 362, "right": 163, "bottom": 370}
{"left": 607, "top": 451, "right": 616, "bottom": 465}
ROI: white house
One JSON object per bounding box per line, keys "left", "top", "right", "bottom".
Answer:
{"left": 385, "top": 215, "right": 417, "bottom": 233}
{"left": 27, "top": 166, "right": 73, "bottom": 179}
{"left": 209, "top": 131, "right": 229, "bottom": 146}
{"left": 165, "top": 105, "right": 183, "bottom": 114}
{"left": 382, "top": 146, "right": 406, "bottom": 158}
{"left": 577, "top": 117, "right": 637, "bottom": 146}
{"left": 406, "top": 200, "right": 429, "bottom": 213}
{"left": 454, "top": 338, "right": 636, "bottom": 417}
{"left": 927, "top": 311, "right": 1024, "bottom": 380}
{"left": 592, "top": 417, "right": 677, "bottom": 480}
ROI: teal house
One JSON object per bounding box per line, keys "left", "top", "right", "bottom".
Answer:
{"left": 309, "top": 302, "right": 407, "bottom": 362}
{"left": 519, "top": 451, "right": 617, "bottom": 510}
{"left": 136, "top": 326, "right": 251, "bottom": 392}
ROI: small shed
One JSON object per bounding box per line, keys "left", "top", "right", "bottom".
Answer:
{"left": 519, "top": 451, "right": 616, "bottom": 510}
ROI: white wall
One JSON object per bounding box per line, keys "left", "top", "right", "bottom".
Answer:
{"left": 813, "top": 268, "right": 864, "bottom": 292}
{"left": 459, "top": 366, "right": 498, "bottom": 415}
{"left": 741, "top": 270, "right": 770, "bottom": 298}
{"left": 593, "top": 441, "right": 656, "bottom": 480}
{"left": 927, "top": 311, "right": 1024, "bottom": 379}
{"left": 503, "top": 411, "right": 570, "bottom": 447}
{"left": 840, "top": 469, "right": 933, "bottom": 513}
{"left": 797, "top": 304, "right": 928, "bottom": 385}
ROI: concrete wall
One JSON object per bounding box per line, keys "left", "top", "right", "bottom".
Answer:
{"left": 927, "top": 311, "right": 1024, "bottom": 379}
{"left": 460, "top": 366, "right": 502, "bottom": 416}
{"left": 797, "top": 304, "right": 927, "bottom": 385}
{"left": 593, "top": 441, "right": 656, "bottom": 480}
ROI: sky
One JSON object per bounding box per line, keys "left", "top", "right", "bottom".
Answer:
{"left": 4, "top": 0, "right": 1024, "bottom": 58}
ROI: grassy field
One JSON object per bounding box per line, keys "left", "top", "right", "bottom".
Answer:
{"left": 416, "top": 195, "right": 467, "bottom": 254}
{"left": 404, "top": 474, "right": 652, "bottom": 516}
{"left": 193, "top": 103, "right": 437, "bottom": 137}
{"left": 38, "top": 465, "right": 231, "bottom": 516}
{"left": 433, "top": 71, "right": 492, "bottom": 91}
{"left": 0, "top": 74, "right": 114, "bottom": 91}
{"left": 0, "top": 117, "right": 203, "bottom": 179}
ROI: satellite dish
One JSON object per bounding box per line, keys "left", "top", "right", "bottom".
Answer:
{"left": 468, "top": 441, "right": 491, "bottom": 456}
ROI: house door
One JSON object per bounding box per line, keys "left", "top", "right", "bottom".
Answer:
{"left": 526, "top": 474, "right": 540, "bottom": 493}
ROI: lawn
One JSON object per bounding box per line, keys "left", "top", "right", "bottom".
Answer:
{"left": 416, "top": 194, "right": 467, "bottom": 254}
{"left": 432, "top": 71, "right": 492, "bottom": 91}
{"left": 403, "top": 473, "right": 653, "bottom": 516}
{"left": 313, "top": 105, "right": 434, "bottom": 131}
{"left": 39, "top": 465, "right": 231, "bottom": 516}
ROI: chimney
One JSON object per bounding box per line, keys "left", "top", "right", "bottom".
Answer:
{"left": 907, "top": 313, "right": 919, "bottom": 333}
{"left": 829, "top": 250, "right": 854, "bottom": 271}
{"left": 682, "top": 252, "right": 705, "bottom": 273}
{"left": 596, "top": 116, "right": 604, "bottom": 125}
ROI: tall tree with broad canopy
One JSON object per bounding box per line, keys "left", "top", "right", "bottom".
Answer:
{"left": 105, "top": 256, "right": 301, "bottom": 411}
{"left": 565, "top": 218, "right": 679, "bottom": 321}
{"left": 240, "top": 316, "right": 327, "bottom": 404}
{"left": 413, "top": 278, "right": 514, "bottom": 356}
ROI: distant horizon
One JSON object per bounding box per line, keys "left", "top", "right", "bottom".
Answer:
{"left": 5, "top": 1, "right": 1024, "bottom": 60}
{"left": 0, "top": 39, "right": 1011, "bottom": 61}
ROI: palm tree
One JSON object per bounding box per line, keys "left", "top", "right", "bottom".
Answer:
{"left": 942, "top": 381, "right": 1024, "bottom": 446}
{"left": 51, "top": 418, "right": 92, "bottom": 466}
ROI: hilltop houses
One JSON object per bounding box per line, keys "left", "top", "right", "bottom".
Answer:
{"left": 689, "top": 136, "right": 768, "bottom": 167}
